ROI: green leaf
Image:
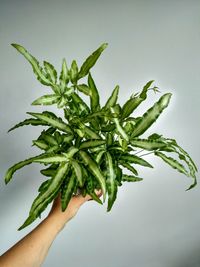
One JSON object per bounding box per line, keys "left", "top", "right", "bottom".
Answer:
{"left": 40, "top": 165, "right": 58, "bottom": 177}
{"left": 43, "top": 61, "right": 57, "bottom": 84}
{"left": 79, "top": 150, "right": 106, "bottom": 202}
{"left": 122, "top": 174, "right": 143, "bottom": 182}
{"left": 121, "top": 80, "right": 154, "bottom": 119}
{"left": 110, "top": 106, "right": 129, "bottom": 142}
{"left": 4, "top": 153, "right": 46, "bottom": 184}
{"left": 130, "top": 138, "right": 167, "bottom": 151}
{"left": 118, "top": 161, "right": 138, "bottom": 176}
{"left": 27, "top": 111, "right": 72, "bottom": 133}
{"left": 38, "top": 179, "right": 51, "bottom": 192}
{"left": 103, "top": 85, "right": 119, "bottom": 110}
{"left": 69, "top": 60, "right": 78, "bottom": 84}
{"left": 154, "top": 151, "right": 189, "bottom": 176}
{"left": 148, "top": 133, "right": 163, "bottom": 140}
{"left": 87, "top": 190, "right": 103, "bottom": 204}
{"left": 105, "top": 152, "right": 118, "bottom": 211}
{"left": 18, "top": 162, "right": 70, "bottom": 230}
{"left": 8, "top": 118, "right": 49, "bottom": 132}
{"left": 77, "top": 84, "right": 91, "bottom": 96}
{"left": 61, "top": 172, "right": 77, "bottom": 211}
{"left": 88, "top": 72, "right": 100, "bottom": 112}
{"left": 32, "top": 140, "right": 49, "bottom": 150}
{"left": 95, "top": 150, "right": 105, "bottom": 164}
{"left": 11, "top": 43, "right": 52, "bottom": 86}
{"left": 70, "top": 92, "right": 90, "bottom": 115}
{"left": 31, "top": 94, "right": 60, "bottom": 106}
{"left": 166, "top": 138, "right": 198, "bottom": 172}
{"left": 78, "top": 43, "right": 108, "bottom": 79}
{"left": 34, "top": 154, "right": 68, "bottom": 164}
{"left": 57, "top": 95, "right": 68, "bottom": 109}
{"left": 71, "top": 160, "right": 84, "bottom": 187}
{"left": 162, "top": 138, "right": 198, "bottom": 190}
{"left": 59, "top": 58, "right": 70, "bottom": 93}
{"left": 41, "top": 133, "right": 58, "bottom": 146}
{"left": 79, "top": 139, "right": 105, "bottom": 149}
{"left": 119, "top": 154, "right": 153, "bottom": 168}
{"left": 131, "top": 93, "right": 172, "bottom": 138}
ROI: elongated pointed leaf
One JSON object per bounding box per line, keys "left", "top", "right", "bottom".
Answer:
{"left": 31, "top": 94, "right": 60, "bottom": 105}
{"left": 71, "top": 160, "right": 84, "bottom": 187}
{"left": 105, "top": 152, "right": 118, "bottom": 211}
{"left": 119, "top": 154, "right": 153, "bottom": 168}
{"left": 88, "top": 191, "right": 103, "bottom": 204}
{"left": 78, "top": 43, "right": 108, "bottom": 79}
{"left": 166, "top": 138, "right": 198, "bottom": 172}
{"left": 59, "top": 58, "right": 69, "bottom": 92}
{"left": 122, "top": 174, "right": 143, "bottom": 182}
{"left": 34, "top": 154, "right": 68, "bottom": 164}
{"left": 11, "top": 43, "right": 51, "bottom": 86}
{"left": 154, "top": 151, "right": 189, "bottom": 176}
{"left": 103, "top": 85, "right": 119, "bottom": 110}
{"left": 43, "top": 61, "right": 57, "bottom": 84}
{"left": 38, "top": 179, "right": 50, "bottom": 192}
{"left": 95, "top": 150, "right": 105, "bottom": 164}
{"left": 118, "top": 161, "right": 138, "bottom": 176}
{"left": 4, "top": 153, "right": 46, "bottom": 184}
{"left": 70, "top": 60, "right": 78, "bottom": 84}
{"left": 71, "top": 92, "right": 90, "bottom": 115}
{"left": 77, "top": 84, "right": 91, "bottom": 96}
{"left": 79, "top": 150, "right": 106, "bottom": 201}
{"left": 83, "top": 125, "right": 101, "bottom": 139}
{"left": 110, "top": 106, "right": 129, "bottom": 141}
{"left": 40, "top": 133, "right": 58, "bottom": 146}
{"left": 130, "top": 138, "right": 167, "bottom": 151}
{"left": 18, "top": 162, "right": 70, "bottom": 230}
{"left": 121, "top": 80, "right": 154, "bottom": 119}
{"left": 32, "top": 140, "right": 49, "bottom": 150}
{"left": 79, "top": 139, "right": 105, "bottom": 149}
{"left": 131, "top": 93, "right": 172, "bottom": 138}
{"left": 27, "top": 111, "right": 72, "bottom": 133}
{"left": 8, "top": 118, "right": 49, "bottom": 132}
{"left": 57, "top": 95, "right": 68, "bottom": 109}
{"left": 161, "top": 139, "right": 198, "bottom": 190}
{"left": 61, "top": 172, "right": 77, "bottom": 211}
{"left": 88, "top": 72, "right": 100, "bottom": 112}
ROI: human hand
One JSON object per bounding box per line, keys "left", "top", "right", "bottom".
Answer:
{"left": 47, "top": 190, "right": 102, "bottom": 230}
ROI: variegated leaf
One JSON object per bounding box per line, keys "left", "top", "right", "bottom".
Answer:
{"left": 131, "top": 93, "right": 172, "bottom": 138}
{"left": 154, "top": 151, "right": 189, "bottom": 176}
{"left": 4, "top": 153, "right": 46, "bottom": 184}
{"left": 18, "top": 162, "right": 70, "bottom": 230}
{"left": 27, "top": 111, "right": 72, "bottom": 133}
{"left": 79, "top": 150, "right": 106, "bottom": 201}
{"left": 78, "top": 43, "right": 108, "bottom": 79}
{"left": 11, "top": 43, "right": 52, "bottom": 86}
{"left": 43, "top": 61, "right": 57, "bottom": 84}
{"left": 8, "top": 118, "right": 49, "bottom": 132}
{"left": 122, "top": 174, "right": 143, "bottom": 182}
{"left": 105, "top": 152, "right": 118, "bottom": 211}
{"left": 119, "top": 154, "right": 153, "bottom": 168}
{"left": 31, "top": 94, "right": 60, "bottom": 105}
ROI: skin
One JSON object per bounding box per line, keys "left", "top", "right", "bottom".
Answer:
{"left": 0, "top": 189, "right": 102, "bottom": 267}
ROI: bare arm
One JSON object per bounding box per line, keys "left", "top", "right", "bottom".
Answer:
{"left": 0, "top": 190, "right": 102, "bottom": 267}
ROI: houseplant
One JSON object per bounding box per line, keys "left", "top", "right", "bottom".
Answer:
{"left": 4, "top": 43, "right": 198, "bottom": 230}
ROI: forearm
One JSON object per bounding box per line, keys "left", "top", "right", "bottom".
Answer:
{"left": 0, "top": 213, "right": 70, "bottom": 267}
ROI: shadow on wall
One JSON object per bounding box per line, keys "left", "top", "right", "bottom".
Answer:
{"left": 172, "top": 242, "right": 200, "bottom": 267}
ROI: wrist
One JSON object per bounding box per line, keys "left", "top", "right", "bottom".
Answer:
{"left": 46, "top": 211, "right": 72, "bottom": 233}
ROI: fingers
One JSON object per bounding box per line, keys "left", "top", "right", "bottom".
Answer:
{"left": 75, "top": 189, "right": 102, "bottom": 205}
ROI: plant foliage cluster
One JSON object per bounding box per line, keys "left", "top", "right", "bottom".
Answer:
{"left": 4, "top": 43, "right": 198, "bottom": 230}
